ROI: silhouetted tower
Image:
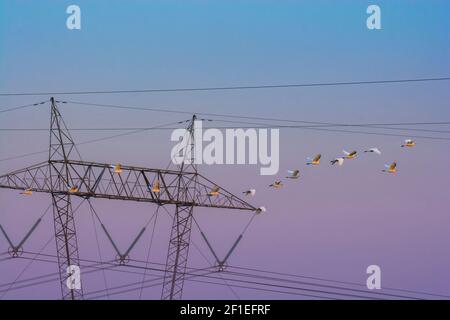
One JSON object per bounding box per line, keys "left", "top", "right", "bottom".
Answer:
{"left": 0, "top": 100, "right": 257, "bottom": 300}
{"left": 161, "top": 115, "right": 197, "bottom": 300}
{"left": 49, "top": 97, "right": 83, "bottom": 299}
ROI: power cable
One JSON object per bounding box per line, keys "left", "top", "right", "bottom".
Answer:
{"left": 0, "top": 119, "right": 188, "bottom": 163}
{"left": 139, "top": 206, "right": 160, "bottom": 299}
{"left": 1, "top": 76, "right": 449, "bottom": 96}
{"left": 0, "top": 101, "right": 48, "bottom": 113}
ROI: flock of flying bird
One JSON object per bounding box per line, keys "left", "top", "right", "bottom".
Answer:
{"left": 18, "top": 139, "right": 417, "bottom": 214}
{"left": 243, "top": 139, "right": 417, "bottom": 193}
{"left": 198, "top": 139, "right": 416, "bottom": 213}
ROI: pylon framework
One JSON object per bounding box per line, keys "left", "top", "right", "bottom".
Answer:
{"left": 0, "top": 98, "right": 257, "bottom": 300}
{"left": 161, "top": 204, "right": 194, "bottom": 300}
{"left": 162, "top": 115, "right": 197, "bottom": 300}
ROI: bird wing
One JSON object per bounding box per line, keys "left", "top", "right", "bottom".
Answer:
{"left": 390, "top": 162, "right": 397, "bottom": 170}
{"left": 349, "top": 151, "right": 357, "bottom": 157}
{"left": 373, "top": 148, "right": 381, "bottom": 155}
{"left": 342, "top": 150, "right": 350, "bottom": 155}
{"left": 313, "top": 154, "right": 321, "bottom": 162}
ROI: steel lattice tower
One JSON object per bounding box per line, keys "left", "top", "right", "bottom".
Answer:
{"left": 0, "top": 100, "right": 257, "bottom": 300}
{"left": 49, "top": 97, "right": 83, "bottom": 299}
{"left": 161, "top": 115, "right": 197, "bottom": 300}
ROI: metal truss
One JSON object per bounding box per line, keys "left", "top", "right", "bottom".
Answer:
{"left": 0, "top": 160, "right": 255, "bottom": 211}
{"left": 161, "top": 205, "right": 194, "bottom": 300}
{"left": 52, "top": 193, "right": 83, "bottom": 299}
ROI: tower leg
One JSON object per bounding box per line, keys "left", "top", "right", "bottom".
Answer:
{"left": 52, "top": 193, "right": 83, "bottom": 300}
{"left": 161, "top": 205, "right": 194, "bottom": 300}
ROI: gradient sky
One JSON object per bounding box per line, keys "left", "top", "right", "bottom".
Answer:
{"left": 0, "top": 0, "right": 450, "bottom": 299}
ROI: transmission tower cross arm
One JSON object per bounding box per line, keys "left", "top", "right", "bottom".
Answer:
{"left": 0, "top": 160, "right": 257, "bottom": 211}
{"left": 0, "top": 161, "right": 51, "bottom": 192}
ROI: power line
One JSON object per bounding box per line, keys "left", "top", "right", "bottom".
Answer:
{"left": 126, "top": 255, "right": 450, "bottom": 300}
{"left": 0, "top": 200, "right": 87, "bottom": 299}
{"left": 3, "top": 249, "right": 445, "bottom": 300}
{"left": 56, "top": 100, "right": 450, "bottom": 140}
{"left": 1, "top": 122, "right": 450, "bottom": 133}
{"left": 60, "top": 100, "right": 450, "bottom": 128}
{"left": 139, "top": 206, "right": 160, "bottom": 299}
{"left": 1, "top": 125, "right": 449, "bottom": 165}
{"left": 1, "top": 77, "right": 449, "bottom": 96}
{"left": 84, "top": 269, "right": 337, "bottom": 300}
{"left": 0, "top": 119, "right": 187, "bottom": 163}
{"left": 13, "top": 251, "right": 423, "bottom": 300}
{"left": 0, "top": 101, "right": 48, "bottom": 113}
{"left": 0, "top": 253, "right": 361, "bottom": 300}
{"left": 178, "top": 278, "right": 337, "bottom": 300}
{"left": 298, "top": 126, "right": 450, "bottom": 141}
{"left": 0, "top": 261, "right": 119, "bottom": 295}
{"left": 2, "top": 98, "right": 450, "bottom": 164}
{"left": 226, "top": 265, "right": 450, "bottom": 300}
{"left": 0, "top": 252, "right": 215, "bottom": 296}
{"left": 3, "top": 253, "right": 217, "bottom": 298}
{"left": 88, "top": 202, "right": 110, "bottom": 299}
{"left": 220, "top": 270, "right": 418, "bottom": 300}
{"left": 0, "top": 257, "right": 325, "bottom": 300}
{"left": 1, "top": 126, "right": 449, "bottom": 142}
{"left": 208, "top": 118, "right": 450, "bottom": 133}
{"left": 83, "top": 265, "right": 389, "bottom": 300}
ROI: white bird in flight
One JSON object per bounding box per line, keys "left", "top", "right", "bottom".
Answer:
{"left": 208, "top": 186, "right": 220, "bottom": 197}
{"left": 364, "top": 147, "right": 381, "bottom": 155}
{"left": 111, "top": 164, "right": 123, "bottom": 174}
{"left": 21, "top": 188, "right": 33, "bottom": 196}
{"left": 151, "top": 180, "right": 160, "bottom": 193}
{"left": 306, "top": 154, "right": 321, "bottom": 165}
{"left": 382, "top": 162, "right": 397, "bottom": 174}
{"left": 331, "top": 157, "right": 345, "bottom": 166}
{"left": 269, "top": 181, "right": 283, "bottom": 189}
{"left": 342, "top": 150, "right": 358, "bottom": 159}
{"left": 286, "top": 170, "right": 300, "bottom": 179}
{"left": 243, "top": 189, "right": 256, "bottom": 196}
{"left": 68, "top": 185, "right": 79, "bottom": 193}
{"left": 256, "top": 206, "right": 266, "bottom": 214}
{"left": 401, "top": 139, "right": 416, "bottom": 148}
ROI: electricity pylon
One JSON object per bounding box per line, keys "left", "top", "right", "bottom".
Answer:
{"left": 0, "top": 98, "right": 257, "bottom": 300}
{"left": 49, "top": 97, "right": 83, "bottom": 300}
{"left": 161, "top": 115, "right": 197, "bottom": 300}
